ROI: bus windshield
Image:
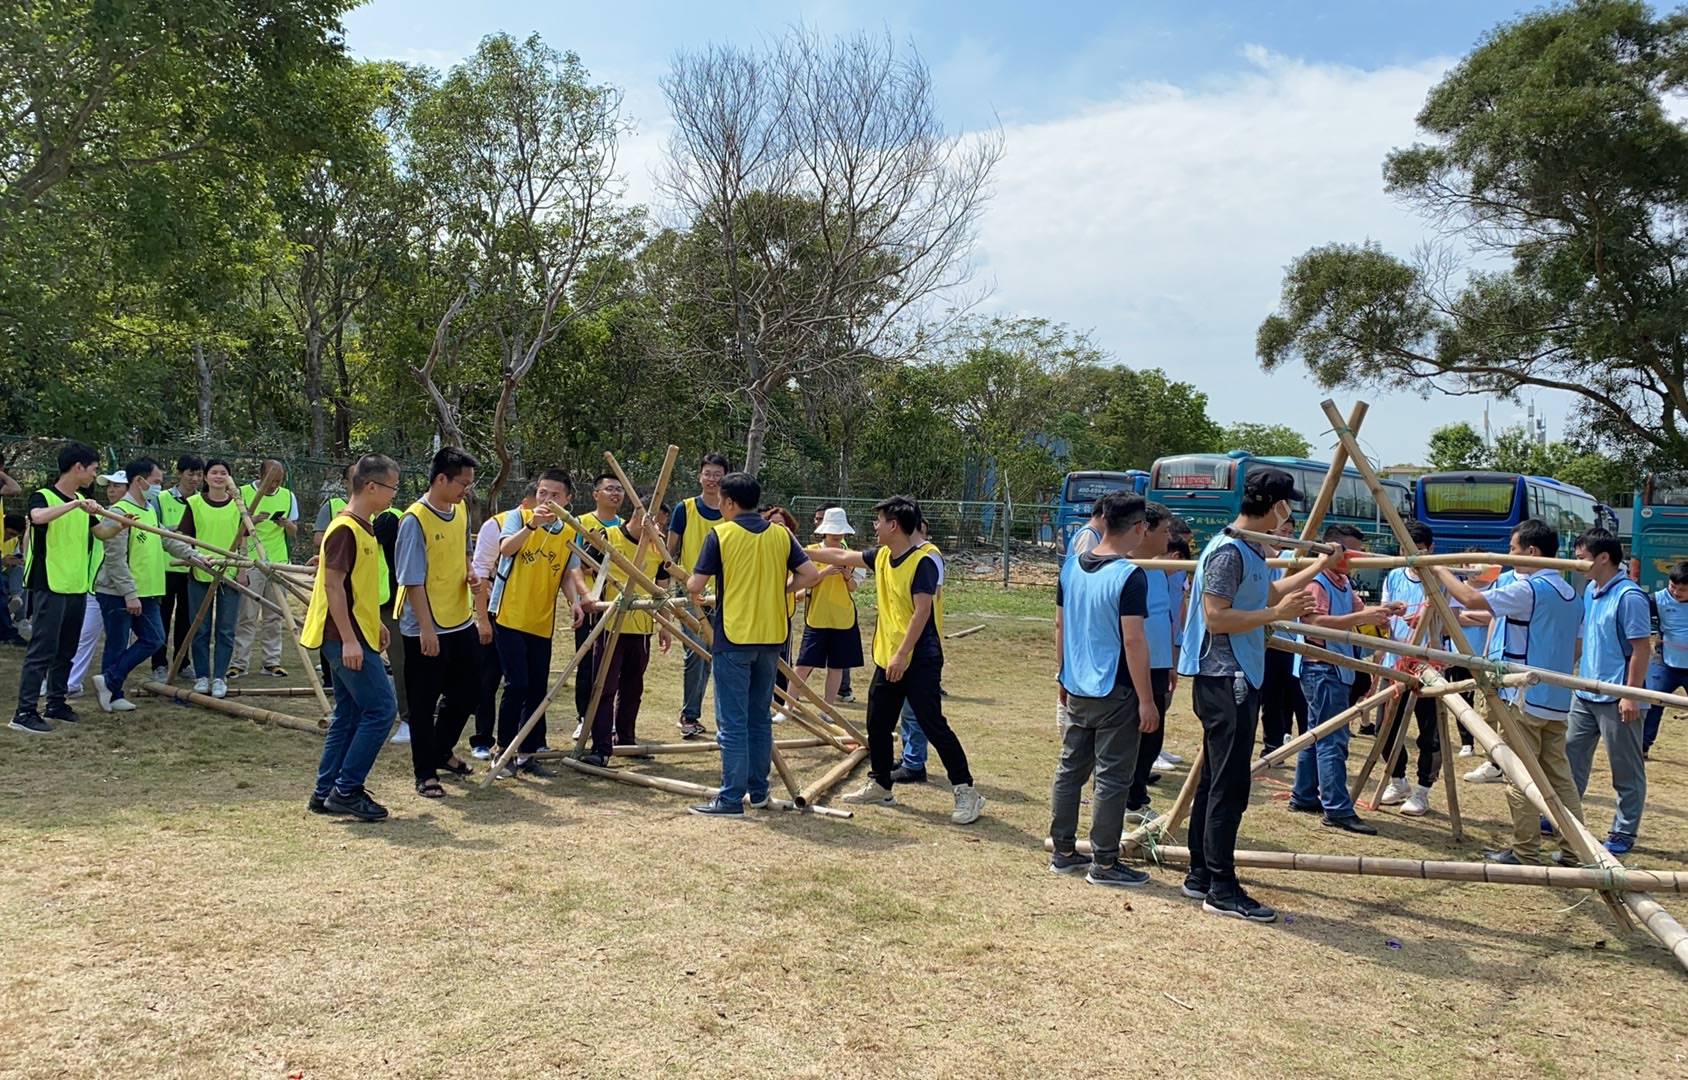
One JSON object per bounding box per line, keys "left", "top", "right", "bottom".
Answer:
{"left": 1421, "top": 479, "right": 1517, "bottom": 519}
{"left": 1646, "top": 473, "right": 1688, "bottom": 507}
{"left": 1152, "top": 457, "right": 1233, "bottom": 491}
{"left": 1064, "top": 473, "right": 1140, "bottom": 503}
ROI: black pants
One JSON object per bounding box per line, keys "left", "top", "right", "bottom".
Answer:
{"left": 494, "top": 624, "right": 551, "bottom": 756}
{"left": 591, "top": 633, "right": 651, "bottom": 754}
{"left": 402, "top": 626, "right": 478, "bottom": 781}
{"left": 866, "top": 658, "right": 971, "bottom": 787}
{"left": 1384, "top": 691, "right": 1441, "bottom": 788}
{"left": 1186, "top": 674, "right": 1260, "bottom": 899}
{"left": 1446, "top": 665, "right": 1474, "bottom": 747}
{"left": 15, "top": 589, "right": 83, "bottom": 715}
{"left": 1260, "top": 648, "right": 1304, "bottom": 749}
{"left": 470, "top": 633, "right": 503, "bottom": 749}
{"left": 1127, "top": 674, "right": 1172, "bottom": 811}
{"left": 573, "top": 621, "right": 597, "bottom": 720}
{"left": 153, "top": 572, "right": 192, "bottom": 668}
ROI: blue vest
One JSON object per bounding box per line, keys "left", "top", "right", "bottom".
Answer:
{"left": 1058, "top": 555, "right": 1141, "bottom": 698}
{"left": 1654, "top": 589, "right": 1688, "bottom": 669}
{"left": 1495, "top": 572, "right": 1579, "bottom": 718}
{"left": 1293, "top": 571, "right": 1357, "bottom": 685}
{"left": 1578, "top": 576, "right": 1646, "bottom": 702}
{"left": 1144, "top": 569, "right": 1174, "bottom": 670}
{"left": 1068, "top": 524, "right": 1100, "bottom": 558}
{"left": 1177, "top": 534, "right": 1270, "bottom": 688}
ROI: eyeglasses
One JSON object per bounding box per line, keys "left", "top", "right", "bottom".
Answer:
{"left": 368, "top": 479, "right": 398, "bottom": 492}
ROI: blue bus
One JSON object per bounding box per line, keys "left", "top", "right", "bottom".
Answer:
{"left": 1147, "top": 451, "right": 1413, "bottom": 594}
{"left": 1414, "top": 471, "right": 1617, "bottom": 558}
{"left": 1056, "top": 469, "right": 1150, "bottom": 553}
{"left": 1631, "top": 473, "right": 1688, "bottom": 591}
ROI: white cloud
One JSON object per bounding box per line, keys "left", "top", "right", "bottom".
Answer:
{"left": 971, "top": 46, "right": 1573, "bottom": 465}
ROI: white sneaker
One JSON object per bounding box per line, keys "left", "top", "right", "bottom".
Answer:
{"left": 1154, "top": 751, "right": 1178, "bottom": 771}
{"left": 1159, "top": 751, "right": 1184, "bottom": 765}
{"left": 572, "top": 718, "right": 584, "bottom": 741}
{"left": 1379, "top": 777, "right": 1412, "bottom": 806}
{"left": 841, "top": 781, "right": 896, "bottom": 806}
{"left": 1456, "top": 745, "right": 1475, "bottom": 758}
{"left": 470, "top": 744, "right": 491, "bottom": 760}
{"left": 151, "top": 666, "right": 169, "bottom": 683}
{"left": 93, "top": 674, "right": 113, "bottom": 712}
{"left": 951, "top": 783, "right": 985, "bottom": 825}
{"left": 1464, "top": 761, "right": 1504, "bottom": 784}
{"left": 772, "top": 710, "right": 787, "bottom": 724}
{"left": 1400, "top": 785, "right": 1431, "bottom": 817}
{"left": 210, "top": 678, "right": 228, "bottom": 699}
{"left": 110, "top": 698, "right": 138, "bottom": 713}
{"left": 193, "top": 677, "right": 211, "bottom": 694}
{"left": 390, "top": 721, "right": 411, "bottom": 745}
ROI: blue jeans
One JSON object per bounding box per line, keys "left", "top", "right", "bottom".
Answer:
{"left": 314, "top": 638, "right": 398, "bottom": 798}
{"left": 1291, "top": 664, "right": 1356, "bottom": 816}
{"left": 681, "top": 611, "right": 711, "bottom": 721}
{"left": 899, "top": 701, "right": 928, "bottom": 770}
{"left": 96, "top": 594, "right": 165, "bottom": 700}
{"left": 711, "top": 645, "right": 781, "bottom": 805}
{"left": 187, "top": 578, "right": 242, "bottom": 680}
{"left": 1642, "top": 659, "right": 1688, "bottom": 751}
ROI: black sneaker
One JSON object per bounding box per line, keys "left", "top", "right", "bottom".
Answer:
{"left": 517, "top": 758, "right": 555, "bottom": 778}
{"left": 1322, "top": 814, "right": 1378, "bottom": 835}
{"left": 688, "top": 798, "right": 745, "bottom": 818}
{"left": 1358, "top": 722, "right": 1378, "bottom": 736}
{"left": 8, "top": 712, "right": 51, "bottom": 734}
{"left": 307, "top": 794, "right": 331, "bottom": 815}
{"left": 1286, "top": 799, "right": 1322, "bottom": 814}
{"left": 43, "top": 702, "right": 81, "bottom": 724}
{"left": 1049, "top": 848, "right": 1093, "bottom": 875}
{"left": 747, "top": 793, "right": 771, "bottom": 810}
{"left": 1086, "top": 861, "right": 1151, "bottom": 888}
{"left": 323, "top": 788, "right": 389, "bottom": 822}
{"left": 889, "top": 765, "right": 928, "bottom": 784}
{"left": 1203, "top": 891, "right": 1278, "bottom": 923}
{"left": 837, "top": 689, "right": 855, "bottom": 702}
{"left": 1180, "top": 875, "right": 1210, "bottom": 900}
{"left": 580, "top": 752, "right": 609, "bottom": 768}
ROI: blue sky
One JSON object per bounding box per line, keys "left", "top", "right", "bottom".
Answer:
{"left": 343, "top": 1, "right": 1562, "bottom": 465}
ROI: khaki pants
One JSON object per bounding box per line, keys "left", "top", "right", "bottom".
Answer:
{"left": 231, "top": 567, "right": 286, "bottom": 671}
{"left": 1504, "top": 709, "right": 1583, "bottom": 862}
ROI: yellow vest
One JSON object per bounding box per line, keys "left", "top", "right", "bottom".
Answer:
{"left": 394, "top": 498, "right": 471, "bottom": 628}
{"left": 872, "top": 543, "right": 946, "bottom": 669}
{"left": 157, "top": 489, "right": 190, "bottom": 574}
{"left": 114, "top": 497, "right": 166, "bottom": 598}
{"left": 494, "top": 508, "right": 577, "bottom": 638}
{"left": 714, "top": 519, "right": 793, "bottom": 646}
{"left": 803, "top": 543, "right": 857, "bottom": 629}
{"left": 300, "top": 513, "right": 383, "bottom": 649}
{"left": 604, "top": 524, "right": 665, "bottom": 635}
{"left": 576, "top": 510, "right": 620, "bottom": 589}
{"left": 25, "top": 487, "right": 94, "bottom": 594}
{"left": 677, "top": 496, "right": 722, "bottom": 573}
{"left": 187, "top": 493, "right": 243, "bottom": 582}
{"left": 240, "top": 482, "right": 293, "bottom": 564}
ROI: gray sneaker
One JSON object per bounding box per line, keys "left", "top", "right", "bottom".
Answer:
{"left": 1049, "top": 849, "right": 1092, "bottom": 875}
{"left": 1086, "top": 862, "right": 1151, "bottom": 888}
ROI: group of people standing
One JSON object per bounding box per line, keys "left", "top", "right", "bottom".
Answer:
{"left": 1048, "top": 466, "right": 1675, "bottom": 922}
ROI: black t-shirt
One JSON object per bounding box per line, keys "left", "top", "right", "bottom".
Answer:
{"left": 860, "top": 544, "right": 943, "bottom": 662}
{"left": 24, "top": 486, "right": 94, "bottom": 592}
{"left": 1056, "top": 552, "right": 1151, "bottom": 689}
{"left": 693, "top": 514, "right": 809, "bottom": 647}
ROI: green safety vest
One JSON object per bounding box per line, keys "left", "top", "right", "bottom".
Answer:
{"left": 241, "top": 482, "right": 293, "bottom": 565}
{"left": 115, "top": 497, "right": 166, "bottom": 598}
{"left": 187, "top": 493, "right": 242, "bottom": 583}
{"left": 24, "top": 487, "right": 95, "bottom": 594}
{"left": 330, "top": 498, "right": 395, "bottom": 606}
{"left": 157, "top": 488, "right": 190, "bottom": 574}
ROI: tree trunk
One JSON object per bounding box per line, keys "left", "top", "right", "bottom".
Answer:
{"left": 489, "top": 367, "right": 519, "bottom": 511}
{"left": 304, "top": 323, "right": 327, "bottom": 456}
{"left": 743, "top": 387, "right": 771, "bottom": 476}
{"left": 193, "top": 342, "right": 213, "bottom": 444}
{"left": 332, "top": 319, "right": 351, "bottom": 455}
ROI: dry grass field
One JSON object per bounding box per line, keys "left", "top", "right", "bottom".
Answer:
{"left": 3, "top": 580, "right": 1687, "bottom": 1079}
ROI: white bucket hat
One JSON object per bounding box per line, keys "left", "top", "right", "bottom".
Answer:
{"left": 97, "top": 471, "right": 128, "bottom": 485}
{"left": 814, "top": 506, "right": 855, "bottom": 536}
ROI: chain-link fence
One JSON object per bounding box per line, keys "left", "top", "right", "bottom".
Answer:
{"left": 787, "top": 496, "right": 1064, "bottom": 586}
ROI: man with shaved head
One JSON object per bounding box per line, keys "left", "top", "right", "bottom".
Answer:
{"left": 232, "top": 458, "right": 299, "bottom": 677}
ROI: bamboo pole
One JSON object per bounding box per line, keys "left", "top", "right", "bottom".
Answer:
{"left": 553, "top": 756, "right": 852, "bottom": 819}
{"left": 530, "top": 737, "right": 827, "bottom": 758}
{"left": 1114, "top": 553, "right": 1597, "bottom": 573}
{"left": 1437, "top": 703, "right": 1465, "bottom": 841}
{"left": 229, "top": 484, "right": 330, "bottom": 716}
{"left": 1350, "top": 618, "right": 1435, "bottom": 804}
{"left": 140, "top": 680, "right": 325, "bottom": 733}
{"left": 479, "top": 611, "right": 616, "bottom": 789}
{"left": 803, "top": 746, "right": 870, "bottom": 805}
{"left": 1253, "top": 683, "right": 1403, "bottom": 774}
{"left": 218, "top": 686, "right": 330, "bottom": 698}
{"left": 574, "top": 597, "right": 631, "bottom": 754}
{"left": 1267, "top": 635, "right": 1416, "bottom": 685}
{"left": 1042, "top": 840, "right": 1688, "bottom": 893}
{"left": 165, "top": 572, "right": 220, "bottom": 683}
{"left": 769, "top": 744, "right": 807, "bottom": 807}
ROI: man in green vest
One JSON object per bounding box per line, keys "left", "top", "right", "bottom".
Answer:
{"left": 11, "top": 441, "right": 102, "bottom": 733}
{"left": 230, "top": 458, "right": 297, "bottom": 677}
{"left": 92, "top": 458, "right": 200, "bottom": 712}
{"left": 151, "top": 455, "right": 205, "bottom": 681}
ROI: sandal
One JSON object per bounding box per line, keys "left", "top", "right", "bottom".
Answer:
{"left": 441, "top": 757, "right": 473, "bottom": 777}
{"left": 416, "top": 778, "right": 445, "bottom": 798}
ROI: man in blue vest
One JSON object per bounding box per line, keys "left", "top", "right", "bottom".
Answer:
{"left": 1564, "top": 529, "right": 1652, "bottom": 855}
{"left": 1287, "top": 524, "right": 1398, "bottom": 834}
{"left": 1048, "top": 492, "right": 1156, "bottom": 887}
{"left": 1435, "top": 518, "right": 1583, "bottom": 865}
{"left": 1642, "top": 561, "right": 1688, "bottom": 758}
{"left": 1175, "top": 468, "right": 1335, "bottom": 922}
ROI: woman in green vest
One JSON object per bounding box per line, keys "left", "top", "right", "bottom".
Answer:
{"left": 177, "top": 460, "right": 245, "bottom": 699}
{"left": 150, "top": 455, "right": 205, "bottom": 681}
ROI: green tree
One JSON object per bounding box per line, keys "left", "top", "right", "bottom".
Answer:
{"left": 1427, "top": 422, "right": 1489, "bottom": 471}
{"left": 1256, "top": 0, "right": 1688, "bottom": 463}
{"left": 1221, "top": 422, "right": 1312, "bottom": 458}
{"left": 1062, "top": 366, "right": 1221, "bottom": 470}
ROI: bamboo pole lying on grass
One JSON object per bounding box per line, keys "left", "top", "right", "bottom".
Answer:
{"left": 529, "top": 737, "right": 829, "bottom": 759}
{"left": 802, "top": 745, "right": 870, "bottom": 806}
{"left": 140, "top": 680, "right": 324, "bottom": 733}
{"left": 553, "top": 756, "right": 852, "bottom": 818}
{"left": 217, "top": 686, "right": 330, "bottom": 698}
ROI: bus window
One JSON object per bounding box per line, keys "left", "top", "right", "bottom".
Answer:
{"left": 1334, "top": 475, "right": 1369, "bottom": 519}
{"left": 1423, "top": 478, "right": 1516, "bottom": 518}
{"left": 1153, "top": 457, "right": 1233, "bottom": 491}
{"left": 1647, "top": 473, "right": 1688, "bottom": 506}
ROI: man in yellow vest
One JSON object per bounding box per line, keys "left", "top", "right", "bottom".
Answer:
{"left": 572, "top": 472, "right": 628, "bottom": 733}
{"left": 488, "top": 469, "right": 586, "bottom": 778}
{"left": 178, "top": 460, "right": 247, "bottom": 699}
{"left": 808, "top": 495, "right": 986, "bottom": 825}
{"left": 667, "top": 452, "right": 730, "bottom": 739}
{"left": 231, "top": 459, "right": 298, "bottom": 678}
{"left": 686, "top": 472, "right": 821, "bottom": 816}
{"left": 302, "top": 453, "right": 402, "bottom": 822}
{"left": 11, "top": 441, "right": 103, "bottom": 733}
{"left": 318, "top": 462, "right": 410, "bottom": 745}
{"left": 151, "top": 455, "right": 205, "bottom": 681}
{"left": 584, "top": 508, "right": 670, "bottom": 765}
{"left": 394, "top": 447, "right": 480, "bottom": 795}
{"left": 92, "top": 458, "right": 198, "bottom": 712}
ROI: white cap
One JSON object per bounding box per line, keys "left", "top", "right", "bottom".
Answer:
{"left": 814, "top": 507, "right": 854, "bottom": 536}
{"left": 97, "top": 471, "right": 127, "bottom": 485}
